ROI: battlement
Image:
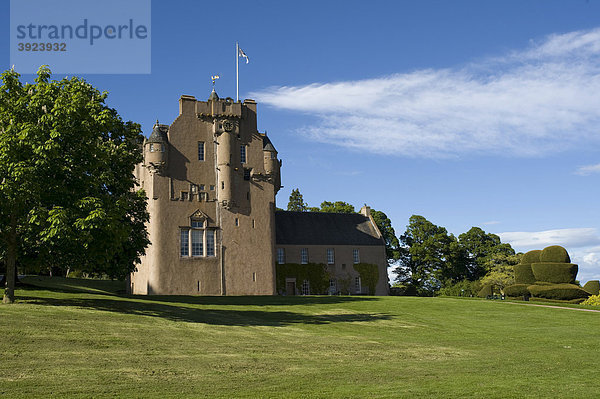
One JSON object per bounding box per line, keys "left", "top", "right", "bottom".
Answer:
{"left": 178, "top": 94, "right": 257, "bottom": 117}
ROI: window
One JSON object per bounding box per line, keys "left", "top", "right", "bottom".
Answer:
{"left": 355, "top": 277, "right": 362, "bottom": 294}
{"left": 252, "top": 219, "right": 255, "bottom": 228}
{"left": 199, "top": 192, "right": 208, "bottom": 202}
{"left": 277, "top": 248, "right": 285, "bottom": 264}
{"left": 235, "top": 218, "right": 239, "bottom": 226}
{"left": 252, "top": 272, "right": 257, "bottom": 282}
{"left": 180, "top": 229, "right": 189, "bottom": 257}
{"left": 191, "top": 185, "right": 198, "bottom": 194}
{"left": 191, "top": 229, "right": 203, "bottom": 256}
{"left": 353, "top": 249, "right": 360, "bottom": 264}
{"left": 149, "top": 143, "right": 163, "bottom": 153}
{"left": 209, "top": 185, "right": 215, "bottom": 191}
{"left": 240, "top": 145, "right": 247, "bottom": 164}
{"left": 329, "top": 279, "right": 337, "bottom": 294}
{"left": 180, "top": 219, "right": 215, "bottom": 258}
{"left": 206, "top": 230, "right": 215, "bottom": 256}
{"left": 199, "top": 184, "right": 205, "bottom": 191}
{"left": 301, "top": 280, "right": 310, "bottom": 295}
{"left": 198, "top": 141, "right": 204, "bottom": 161}
{"left": 327, "top": 248, "right": 335, "bottom": 264}
{"left": 301, "top": 248, "right": 308, "bottom": 264}
{"left": 243, "top": 168, "right": 251, "bottom": 181}
{"left": 181, "top": 192, "right": 188, "bottom": 201}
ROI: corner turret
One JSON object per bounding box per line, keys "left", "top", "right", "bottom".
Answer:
{"left": 144, "top": 121, "right": 169, "bottom": 173}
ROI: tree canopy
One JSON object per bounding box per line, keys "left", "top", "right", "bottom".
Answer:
{"left": 286, "top": 188, "right": 308, "bottom": 212}
{"left": 393, "top": 215, "right": 516, "bottom": 295}
{"left": 0, "top": 66, "right": 149, "bottom": 303}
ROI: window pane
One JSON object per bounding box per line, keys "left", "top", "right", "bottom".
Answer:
{"left": 206, "top": 230, "right": 215, "bottom": 256}
{"left": 180, "top": 229, "right": 189, "bottom": 257}
{"left": 191, "top": 230, "right": 203, "bottom": 256}
{"left": 327, "top": 248, "right": 334, "bottom": 264}
{"left": 301, "top": 248, "right": 308, "bottom": 264}
{"left": 353, "top": 249, "right": 360, "bottom": 264}
{"left": 191, "top": 219, "right": 203, "bottom": 228}
{"left": 198, "top": 141, "right": 205, "bottom": 161}
{"left": 277, "top": 248, "right": 285, "bottom": 264}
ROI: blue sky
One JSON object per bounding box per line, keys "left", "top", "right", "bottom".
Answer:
{"left": 3, "top": 0, "right": 600, "bottom": 282}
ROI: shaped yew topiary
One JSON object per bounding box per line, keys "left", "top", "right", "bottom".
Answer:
{"left": 503, "top": 284, "right": 530, "bottom": 297}
{"left": 527, "top": 283, "right": 590, "bottom": 300}
{"left": 514, "top": 264, "right": 536, "bottom": 285}
{"left": 539, "top": 245, "right": 571, "bottom": 263}
{"left": 583, "top": 280, "right": 600, "bottom": 295}
{"left": 531, "top": 262, "right": 578, "bottom": 284}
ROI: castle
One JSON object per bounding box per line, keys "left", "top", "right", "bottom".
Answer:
{"left": 130, "top": 90, "right": 388, "bottom": 296}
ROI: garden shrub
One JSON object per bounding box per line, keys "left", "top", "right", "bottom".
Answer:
{"left": 530, "top": 297, "right": 587, "bottom": 304}
{"left": 513, "top": 264, "right": 536, "bottom": 284}
{"left": 581, "top": 294, "right": 600, "bottom": 306}
{"left": 503, "top": 284, "right": 530, "bottom": 297}
{"left": 353, "top": 263, "right": 379, "bottom": 295}
{"left": 437, "top": 279, "right": 481, "bottom": 297}
{"left": 527, "top": 283, "right": 590, "bottom": 300}
{"left": 539, "top": 245, "right": 571, "bottom": 263}
{"left": 531, "top": 263, "right": 577, "bottom": 284}
{"left": 521, "top": 250, "right": 542, "bottom": 264}
{"left": 477, "top": 284, "right": 493, "bottom": 298}
{"left": 582, "top": 280, "right": 600, "bottom": 295}
{"left": 276, "top": 263, "right": 329, "bottom": 295}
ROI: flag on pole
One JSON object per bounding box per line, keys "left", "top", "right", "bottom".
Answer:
{"left": 238, "top": 47, "right": 249, "bottom": 64}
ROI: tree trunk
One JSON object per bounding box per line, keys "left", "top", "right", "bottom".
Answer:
{"left": 3, "top": 214, "right": 17, "bottom": 304}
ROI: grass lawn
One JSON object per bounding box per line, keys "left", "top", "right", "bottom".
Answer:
{"left": 1, "top": 277, "right": 600, "bottom": 398}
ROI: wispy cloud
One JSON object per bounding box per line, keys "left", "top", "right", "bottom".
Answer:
{"left": 252, "top": 28, "right": 600, "bottom": 158}
{"left": 483, "top": 221, "right": 501, "bottom": 226}
{"left": 499, "top": 228, "right": 600, "bottom": 249}
{"left": 575, "top": 163, "right": 600, "bottom": 175}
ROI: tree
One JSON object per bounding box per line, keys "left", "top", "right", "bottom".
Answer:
{"left": 370, "top": 209, "right": 400, "bottom": 264}
{"left": 318, "top": 201, "right": 355, "bottom": 213}
{"left": 393, "top": 215, "right": 471, "bottom": 295}
{"left": 458, "top": 227, "right": 515, "bottom": 279}
{"left": 287, "top": 188, "right": 308, "bottom": 212}
{"left": 479, "top": 252, "right": 521, "bottom": 291}
{"left": 0, "top": 66, "right": 149, "bottom": 303}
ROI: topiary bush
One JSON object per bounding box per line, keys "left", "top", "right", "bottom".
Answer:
{"left": 513, "top": 264, "right": 536, "bottom": 284}
{"left": 527, "top": 283, "right": 590, "bottom": 300}
{"left": 531, "top": 262, "right": 577, "bottom": 284}
{"left": 539, "top": 245, "right": 571, "bottom": 263}
{"left": 583, "top": 280, "right": 600, "bottom": 295}
{"left": 521, "top": 250, "right": 542, "bottom": 264}
{"left": 503, "top": 284, "right": 530, "bottom": 297}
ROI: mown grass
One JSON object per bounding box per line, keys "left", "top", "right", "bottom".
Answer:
{"left": 1, "top": 277, "right": 600, "bottom": 398}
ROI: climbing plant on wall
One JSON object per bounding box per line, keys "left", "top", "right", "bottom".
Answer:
{"left": 353, "top": 263, "right": 379, "bottom": 295}
{"left": 276, "top": 263, "right": 330, "bottom": 295}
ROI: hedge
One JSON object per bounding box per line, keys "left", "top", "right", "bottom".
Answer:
{"left": 513, "top": 264, "right": 536, "bottom": 284}
{"left": 503, "top": 284, "right": 530, "bottom": 297}
{"left": 531, "top": 262, "right": 577, "bottom": 284}
{"left": 527, "top": 283, "right": 590, "bottom": 300}
{"left": 583, "top": 280, "right": 600, "bottom": 295}
{"left": 521, "top": 250, "right": 542, "bottom": 264}
{"left": 539, "top": 245, "right": 571, "bottom": 263}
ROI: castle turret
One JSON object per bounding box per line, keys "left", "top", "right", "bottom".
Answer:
{"left": 211, "top": 90, "right": 235, "bottom": 208}
{"left": 144, "top": 121, "right": 169, "bottom": 172}
{"left": 262, "top": 134, "right": 281, "bottom": 193}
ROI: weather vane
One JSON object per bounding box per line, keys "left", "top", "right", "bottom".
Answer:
{"left": 211, "top": 75, "right": 220, "bottom": 90}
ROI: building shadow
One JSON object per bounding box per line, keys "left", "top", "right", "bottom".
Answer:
{"left": 17, "top": 293, "right": 392, "bottom": 327}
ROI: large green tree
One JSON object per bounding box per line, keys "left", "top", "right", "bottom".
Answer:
{"left": 458, "top": 227, "right": 515, "bottom": 279}
{"left": 371, "top": 209, "right": 400, "bottom": 264}
{"left": 0, "top": 66, "right": 149, "bottom": 303}
{"left": 394, "top": 215, "right": 470, "bottom": 295}
{"left": 318, "top": 201, "right": 355, "bottom": 213}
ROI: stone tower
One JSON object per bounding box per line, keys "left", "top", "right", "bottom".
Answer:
{"left": 130, "top": 91, "right": 281, "bottom": 295}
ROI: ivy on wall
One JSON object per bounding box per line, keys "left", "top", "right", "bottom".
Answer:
{"left": 353, "top": 263, "right": 379, "bottom": 295}
{"left": 276, "top": 263, "right": 330, "bottom": 295}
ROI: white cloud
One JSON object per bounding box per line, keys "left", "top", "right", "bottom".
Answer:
{"left": 575, "top": 163, "right": 600, "bottom": 175}
{"left": 499, "top": 228, "right": 600, "bottom": 250}
{"left": 483, "top": 221, "right": 501, "bottom": 226}
{"left": 252, "top": 28, "right": 600, "bottom": 158}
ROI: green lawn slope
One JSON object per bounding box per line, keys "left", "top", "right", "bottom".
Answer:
{"left": 1, "top": 277, "right": 599, "bottom": 398}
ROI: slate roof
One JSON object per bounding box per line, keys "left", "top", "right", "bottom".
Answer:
{"left": 275, "top": 211, "right": 384, "bottom": 246}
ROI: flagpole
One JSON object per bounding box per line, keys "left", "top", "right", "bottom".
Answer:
{"left": 236, "top": 42, "right": 239, "bottom": 102}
